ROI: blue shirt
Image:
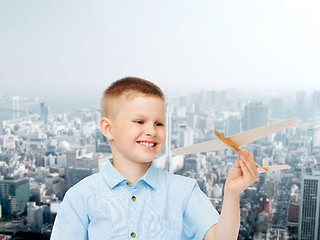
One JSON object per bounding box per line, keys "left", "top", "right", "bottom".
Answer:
{"left": 51, "top": 160, "right": 219, "bottom": 240}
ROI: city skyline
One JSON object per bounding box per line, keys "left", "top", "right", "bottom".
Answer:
{"left": 1, "top": 87, "right": 320, "bottom": 239}
{"left": 1, "top": 1, "right": 320, "bottom": 238}
{"left": 0, "top": 88, "right": 319, "bottom": 116}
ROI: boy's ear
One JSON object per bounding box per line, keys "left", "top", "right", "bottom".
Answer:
{"left": 99, "top": 117, "right": 114, "bottom": 140}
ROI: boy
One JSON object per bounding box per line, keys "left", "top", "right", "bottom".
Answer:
{"left": 51, "top": 77, "right": 258, "bottom": 240}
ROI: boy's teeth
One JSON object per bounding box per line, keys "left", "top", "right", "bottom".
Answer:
{"left": 139, "top": 142, "right": 155, "bottom": 147}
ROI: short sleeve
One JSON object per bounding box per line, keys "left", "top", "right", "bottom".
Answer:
{"left": 182, "top": 181, "right": 220, "bottom": 240}
{"left": 50, "top": 188, "right": 89, "bottom": 240}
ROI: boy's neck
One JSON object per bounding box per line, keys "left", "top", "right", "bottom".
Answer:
{"left": 112, "top": 158, "right": 152, "bottom": 185}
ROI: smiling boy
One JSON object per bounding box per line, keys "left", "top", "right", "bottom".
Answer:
{"left": 51, "top": 77, "right": 258, "bottom": 240}
{"left": 103, "top": 94, "right": 166, "bottom": 182}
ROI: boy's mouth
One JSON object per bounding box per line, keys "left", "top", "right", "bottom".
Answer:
{"left": 137, "top": 141, "right": 157, "bottom": 148}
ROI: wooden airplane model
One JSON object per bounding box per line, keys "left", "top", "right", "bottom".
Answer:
{"left": 257, "top": 158, "right": 291, "bottom": 173}
{"left": 171, "top": 118, "right": 299, "bottom": 173}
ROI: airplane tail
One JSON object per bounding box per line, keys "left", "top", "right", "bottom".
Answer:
{"left": 258, "top": 158, "right": 291, "bottom": 173}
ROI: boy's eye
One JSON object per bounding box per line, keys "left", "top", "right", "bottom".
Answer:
{"left": 135, "top": 120, "right": 144, "bottom": 124}
{"left": 155, "top": 122, "right": 165, "bottom": 127}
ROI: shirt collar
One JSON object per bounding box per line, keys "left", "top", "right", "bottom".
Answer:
{"left": 102, "top": 159, "right": 158, "bottom": 190}
{"left": 102, "top": 159, "right": 126, "bottom": 189}
{"left": 140, "top": 163, "right": 158, "bottom": 190}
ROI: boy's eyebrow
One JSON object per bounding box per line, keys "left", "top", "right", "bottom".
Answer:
{"left": 133, "top": 114, "right": 166, "bottom": 121}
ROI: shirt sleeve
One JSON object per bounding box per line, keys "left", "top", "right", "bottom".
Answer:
{"left": 182, "top": 181, "right": 220, "bottom": 240}
{"left": 50, "top": 187, "right": 89, "bottom": 240}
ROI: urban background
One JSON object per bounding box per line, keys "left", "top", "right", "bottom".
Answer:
{"left": 1, "top": 1, "right": 319, "bottom": 240}
{"left": 0, "top": 88, "right": 320, "bottom": 240}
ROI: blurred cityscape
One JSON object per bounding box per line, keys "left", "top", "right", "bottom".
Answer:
{"left": 0, "top": 89, "right": 320, "bottom": 240}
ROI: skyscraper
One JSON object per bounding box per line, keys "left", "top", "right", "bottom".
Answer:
{"left": 226, "top": 115, "right": 241, "bottom": 136}
{"left": 40, "top": 102, "right": 50, "bottom": 124}
{"left": 295, "top": 91, "right": 307, "bottom": 120}
{"left": 312, "top": 91, "right": 320, "bottom": 116}
{"left": 243, "top": 102, "right": 268, "bottom": 131}
{"left": 0, "top": 177, "right": 30, "bottom": 216}
{"left": 299, "top": 171, "right": 320, "bottom": 240}
{"left": 178, "top": 125, "right": 193, "bottom": 148}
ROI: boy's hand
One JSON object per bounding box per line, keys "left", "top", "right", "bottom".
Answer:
{"left": 224, "top": 149, "right": 258, "bottom": 195}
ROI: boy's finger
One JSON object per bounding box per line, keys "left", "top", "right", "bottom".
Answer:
{"left": 239, "top": 150, "right": 258, "bottom": 178}
{"left": 245, "top": 152, "right": 259, "bottom": 178}
{"left": 239, "top": 159, "right": 251, "bottom": 179}
{"left": 240, "top": 160, "right": 258, "bottom": 188}
{"left": 233, "top": 152, "right": 241, "bottom": 168}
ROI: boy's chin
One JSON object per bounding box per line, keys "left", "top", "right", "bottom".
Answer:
{"left": 139, "top": 159, "right": 154, "bottom": 164}
{"left": 135, "top": 158, "right": 154, "bottom": 165}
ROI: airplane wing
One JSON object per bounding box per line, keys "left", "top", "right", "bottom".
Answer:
{"left": 228, "top": 118, "right": 298, "bottom": 147}
{"left": 258, "top": 165, "right": 291, "bottom": 173}
{"left": 171, "top": 118, "right": 298, "bottom": 155}
{"left": 171, "top": 139, "right": 232, "bottom": 155}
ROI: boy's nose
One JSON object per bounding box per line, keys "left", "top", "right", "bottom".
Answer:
{"left": 145, "top": 125, "right": 156, "bottom": 136}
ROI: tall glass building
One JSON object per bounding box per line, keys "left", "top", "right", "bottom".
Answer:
{"left": 299, "top": 171, "right": 320, "bottom": 240}
{"left": 0, "top": 177, "right": 30, "bottom": 216}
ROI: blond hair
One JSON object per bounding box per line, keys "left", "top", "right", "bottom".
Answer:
{"left": 101, "top": 77, "right": 165, "bottom": 118}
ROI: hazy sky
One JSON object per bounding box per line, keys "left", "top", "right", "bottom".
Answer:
{"left": 1, "top": 1, "right": 320, "bottom": 110}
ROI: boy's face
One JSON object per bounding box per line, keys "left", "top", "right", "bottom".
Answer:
{"left": 105, "top": 95, "right": 166, "bottom": 168}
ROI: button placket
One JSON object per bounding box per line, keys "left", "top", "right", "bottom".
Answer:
{"left": 128, "top": 186, "right": 138, "bottom": 239}
{"left": 131, "top": 186, "right": 138, "bottom": 202}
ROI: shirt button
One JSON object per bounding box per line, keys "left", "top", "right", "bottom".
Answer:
{"left": 131, "top": 196, "right": 136, "bottom": 201}
{"left": 131, "top": 232, "right": 136, "bottom": 238}
{"left": 126, "top": 181, "right": 131, "bottom": 186}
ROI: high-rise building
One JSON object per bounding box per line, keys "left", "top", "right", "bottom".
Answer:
{"left": 243, "top": 102, "right": 268, "bottom": 131}
{"left": 299, "top": 171, "right": 320, "bottom": 240}
{"left": 226, "top": 115, "right": 241, "bottom": 136}
{"left": 313, "top": 125, "right": 320, "bottom": 148}
{"left": 295, "top": 91, "right": 307, "bottom": 120}
{"left": 312, "top": 91, "right": 320, "bottom": 116}
{"left": 178, "top": 125, "right": 193, "bottom": 148}
{"left": 12, "top": 96, "right": 20, "bottom": 119}
{"left": 66, "top": 150, "right": 77, "bottom": 167}
{"left": 66, "top": 154, "right": 110, "bottom": 188}
{"left": 0, "top": 120, "right": 3, "bottom": 135}
{"left": 27, "top": 202, "right": 45, "bottom": 230}
{"left": 165, "top": 104, "right": 172, "bottom": 171}
{"left": 40, "top": 102, "right": 50, "bottom": 124}
{"left": 0, "top": 177, "right": 30, "bottom": 216}
{"left": 66, "top": 167, "right": 98, "bottom": 189}
{"left": 288, "top": 201, "right": 299, "bottom": 226}
{"left": 45, "top": 173, "right": 68, "bottom": 199}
